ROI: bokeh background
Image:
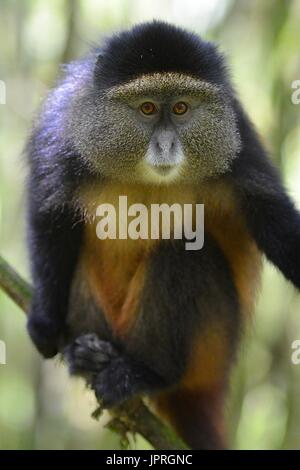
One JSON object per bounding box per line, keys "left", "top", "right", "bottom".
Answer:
{"left": 0, "top": 0, "right": 300, "bottom": 450}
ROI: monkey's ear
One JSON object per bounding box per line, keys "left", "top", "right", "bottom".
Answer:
{"left": 94, "top": 52, "right": 107, "bottom": 87}
{"left": 95, "top": 51, "right": 104, "bottom": 67}
{"left": 95, "top": 53, "right": 104, "bottom": 64}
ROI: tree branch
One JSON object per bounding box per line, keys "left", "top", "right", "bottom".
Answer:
{"left": 0, "top": 254, "right": 186, "bottom": 450}
{"left": 0, "top": 256, "right": 32, "bottom": 312}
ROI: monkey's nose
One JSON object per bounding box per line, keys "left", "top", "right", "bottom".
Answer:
{"left": 155, "top": 130, "right": 176, "bottom": 155}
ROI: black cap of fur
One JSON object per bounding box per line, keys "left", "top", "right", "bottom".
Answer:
{"left": 94, "top": 21, "right": 228, "bottom": 89}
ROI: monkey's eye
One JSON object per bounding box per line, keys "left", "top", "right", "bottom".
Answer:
{"left": 172, "top": 101, "right": 188, "bottom": 115}
{"left": 140, "top": 102, "right": 157, "bottom": 116}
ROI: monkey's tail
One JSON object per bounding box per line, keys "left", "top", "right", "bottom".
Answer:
{"left": 151, "top": 385, "right": 226, "bottom": 450}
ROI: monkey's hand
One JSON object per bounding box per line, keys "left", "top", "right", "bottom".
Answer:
{"left": 27, "top": 310, "right": 65, "bottom": 359}
{"left": 64, "top": 334, "right": 163, "bottom": 408}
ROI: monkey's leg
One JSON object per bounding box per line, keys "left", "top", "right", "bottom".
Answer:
{"left": 65, "top": 333, "right": 229, "bottom": 449}
{"left": 27, "top": 204, "right": 82, "bottom": 358}
{"left": 64, "top": 333, "right": 166, "bottom": 407}
{"left": 65, "top": 237, "right": 240, "bottom": 413}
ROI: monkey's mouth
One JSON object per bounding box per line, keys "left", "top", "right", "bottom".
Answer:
{"left": 152, "top": 165, "right": 175, "bottom": 176}
{"left": 137, "top": 161, "right": 183, "bottom": 184}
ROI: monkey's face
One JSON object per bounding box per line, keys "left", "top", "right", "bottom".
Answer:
{"left": 71, "top": 73, "right": 241, "bottom": 185}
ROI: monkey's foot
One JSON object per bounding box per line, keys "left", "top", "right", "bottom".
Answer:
{"left": 64, "top": 333, "right": 160, "bottom": 407}
{"left": 64, "top": 333, "right": 119, "bottom": 377}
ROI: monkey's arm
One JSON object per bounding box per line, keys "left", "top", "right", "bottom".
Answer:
{"left": 232, "top": 112, "right": 300, "bottom": 289}
{"left": 26, "top": 121, "right": 85, "bottom": 358}
{"left": 27, "top": 199, "right": 83, "bottom": 358}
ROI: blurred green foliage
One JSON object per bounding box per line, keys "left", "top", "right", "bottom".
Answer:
{"left": 0, "top": 0, "right": 300, "bottom": 449}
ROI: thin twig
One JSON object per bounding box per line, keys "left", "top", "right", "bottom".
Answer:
{"left": 0, "top": 255, "right": 32, "bottom": 311}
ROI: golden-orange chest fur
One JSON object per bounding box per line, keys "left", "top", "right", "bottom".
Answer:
{"left": 78, "top": 180, "right": 262, "bottom": 336}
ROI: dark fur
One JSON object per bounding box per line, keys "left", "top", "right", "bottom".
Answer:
{"left": 94, "top": 21, "right": 229, "bottom": 89}
{"left": 231, "top": 104, "right": 300, "bottom": 288}
{"left": 26, "top": 21, "right": 300, "bottom": 448}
